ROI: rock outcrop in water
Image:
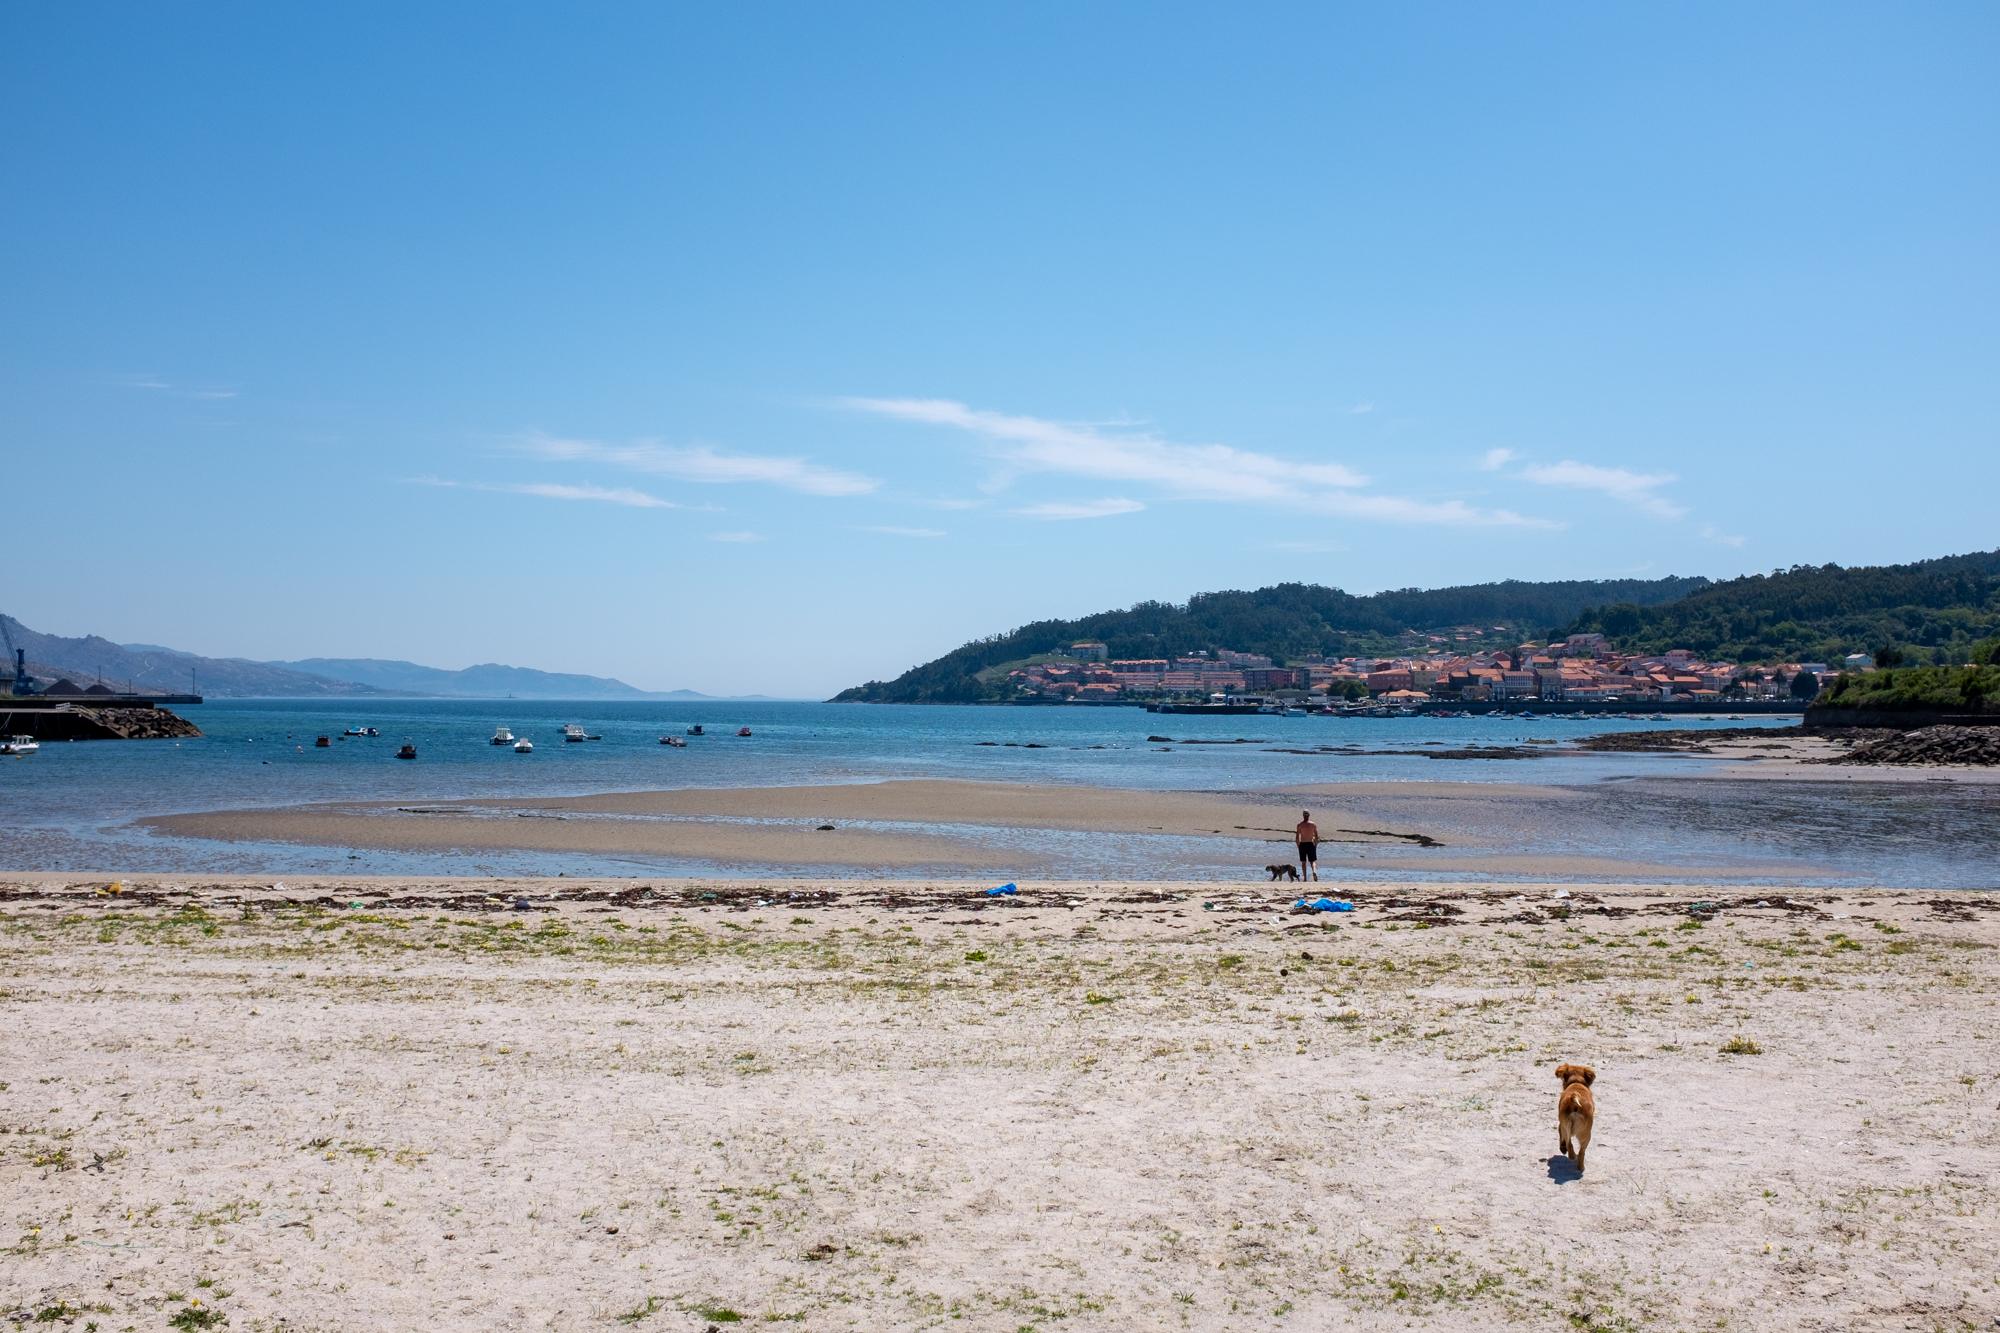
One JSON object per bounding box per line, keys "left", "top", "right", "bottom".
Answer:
{"left": 1812, "top": 725, "right": 2000, "bottom": 767}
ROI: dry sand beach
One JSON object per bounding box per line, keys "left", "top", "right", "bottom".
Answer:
{"left": 4, "top": 873, "right": 1997, "bottom": 1332}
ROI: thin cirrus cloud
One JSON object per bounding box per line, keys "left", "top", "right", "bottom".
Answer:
{"left": 1700, "top": 523, "right": 1748, "bottom": 548}
{"left": 408, "top": 476, "right": 681, "bottom": 509}
{"left": 1012, "top": 498, "right": 1146, "bottom": 521}
{"left": 518, "top": 431, "right": 878, "bottom": 497}
{"left": 859, "top": 524, "right": 947, "bottom": 538}
{"left": 839, "top": 397, "right": 1553, "bottom": 529}
{"left": 123, "top": 374, "right": 239, "bottom": 401}
{"left": 842, "top": 397, "right": 1368, "bottom": 498}
{"left": 1518, "top": 460, "right": 1689, "bottom": 520}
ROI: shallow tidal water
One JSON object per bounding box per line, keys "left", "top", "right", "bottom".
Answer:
{"left": 2, "top": 699, "right": 1994, "bottom": 886}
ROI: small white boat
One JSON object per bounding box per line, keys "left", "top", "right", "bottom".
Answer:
{"left": 562, "top": 723, "right": 588, "bottom": 743}
{"left": 660, "top": 735, "right": 686, "bottom": 747}
{"left": 513, "top": 738, "right": 534, "bottom": 753}
{"left": 1, "top": 735, "right": 39, "bottom": 756}
{"left": 491, "top": 727, "right": 516, "bottom": 746}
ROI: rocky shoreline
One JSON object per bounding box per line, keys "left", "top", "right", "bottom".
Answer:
{"left": 1811, "top": 724, "right": 2000, "bottom": 767}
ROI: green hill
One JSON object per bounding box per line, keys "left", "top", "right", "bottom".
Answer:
{"left": 1558, "top": 549, "right": 2000, "bottom": 665}
{"left": 833, "top": 576, "right": 1709, "bottom": 703}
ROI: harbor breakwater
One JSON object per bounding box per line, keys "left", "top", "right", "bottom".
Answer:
{"left": 0, "top": 700, "right": 202, "bottom": 741}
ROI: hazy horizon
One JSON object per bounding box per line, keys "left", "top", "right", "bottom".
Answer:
{"left": 5, "top": 4, "right": 1995, "bottom": 696}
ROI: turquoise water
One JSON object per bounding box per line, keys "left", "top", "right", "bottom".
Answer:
{"left": 2, "top": 700, "right": 1994, "bottom": 885}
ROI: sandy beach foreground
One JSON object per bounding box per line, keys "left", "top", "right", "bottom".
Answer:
{"left": 4, "top": 874, "right": 1996, "bottom": 1331}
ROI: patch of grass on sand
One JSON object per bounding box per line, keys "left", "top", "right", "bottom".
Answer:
{"left": 615, "top": 1295, "right": 664, "bottom": 1323}
{"left": 688, "top": 1302, "right": 743, "bottom": 1323}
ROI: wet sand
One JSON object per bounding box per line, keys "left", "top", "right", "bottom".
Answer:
{"left": 141, "top": 768, "right": 1984, "bottom": 883}
{"left": 3, "top": 874, "right": 1996, "bottom": 1331}
{"left": 144, "top": 779, "right": 1451, "bottom": 876}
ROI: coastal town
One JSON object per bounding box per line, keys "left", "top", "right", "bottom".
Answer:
{"left": 1004, "top": 633, "right": 1864, "bottom": 708}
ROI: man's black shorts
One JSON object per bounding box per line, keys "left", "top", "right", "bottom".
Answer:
{"left": 1298, "top": 841, "right": 1318, "bottom": 863}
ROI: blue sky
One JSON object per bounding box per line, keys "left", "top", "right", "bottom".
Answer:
{"left": 4, "top": 4, "right": 1995, "bottom": 696}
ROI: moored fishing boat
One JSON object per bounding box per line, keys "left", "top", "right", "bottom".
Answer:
{"left": 491, "top": 726, "right": 516, "bottom": 745}
{"left": 513, "top": 738, "right": 534, "bottom": 753}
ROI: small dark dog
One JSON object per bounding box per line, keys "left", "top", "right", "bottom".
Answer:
{"left": 1266, "top": 863, "right": 1300, "bottom": 882}
{"left": 1555, "top": 1063, "right": 1596, "bottom": 1172}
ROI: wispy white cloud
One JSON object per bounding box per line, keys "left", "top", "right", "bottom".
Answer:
{"left": 1699, "top": 523, "right": 1747, "bottom": 548}
{"left": 1320, "top": 491, "right": 1557, "bottom": 529}
{"left": 1478, "top": 447, "right": 1517, "bottom": 472}
{"left": 123, "top": 374, "right": 239, "bottom": 401}
{"left": 859, "top": 525, "right": 947, "bottom": 538}
{"left": 520, "top": 431, "right": 878, "bottom": 497}
{"left": 408, "top": 476, "right": 682, "bottom": 509}
{"left": 708, "top": 530, "right": 766, "bottom": 543}
{"left": 839, "top": 397, "right": 1369, "bottom": 499}
{"left": 1011, "top": 497, "right": 1146, "bottom": 521}
{"left": 1348, "top": 401, "right": 1376, "bottom": 416}
{"left": 840, "top": 397, "right": 1552, "bottom": 530}
{"left": 1519, "top": 460, "right": 1688, "bottom": 520}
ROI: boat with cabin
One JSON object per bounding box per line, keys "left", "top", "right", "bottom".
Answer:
{"left": 1, "top": 735, "right": 39, "bottom": 756}
{"left": 562, "top": 723, "right": 588, "bottom": 743}
{"left": 491, "top": 726, "right": 516, "bottom": 746}
{"left": 513, "top": 738, "right": 534, "bottom": 753}
{"left": 396, "top": 743, "right": 418, "bottom": 760}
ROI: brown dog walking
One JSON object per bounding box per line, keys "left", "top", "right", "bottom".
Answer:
{"left": 1555, "top": 1063, "right": 1596, "bottom": 1172}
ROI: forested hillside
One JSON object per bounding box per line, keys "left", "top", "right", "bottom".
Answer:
{"left": 834, "top": 575, "right": 1708, "bottom": 703}
{"left": 1559, "top": 550, "right": 2000, "bottom": 665}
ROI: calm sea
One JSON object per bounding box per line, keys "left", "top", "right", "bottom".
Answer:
{"left": 2, "top": 700, "right": 1994, "bottom": 886}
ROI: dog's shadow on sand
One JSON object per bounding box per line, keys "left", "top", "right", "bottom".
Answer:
{"left": 1545, "top": 1154, "right": 1582, "bottom": 1185}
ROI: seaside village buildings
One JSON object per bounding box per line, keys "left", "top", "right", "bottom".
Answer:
{"left": 1008, "top": 635, "right": 1830, "bottom": 705}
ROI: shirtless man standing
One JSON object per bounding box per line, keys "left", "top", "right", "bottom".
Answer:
{"left": 1295, "top": 810, "right": 1320, "bottom": 882}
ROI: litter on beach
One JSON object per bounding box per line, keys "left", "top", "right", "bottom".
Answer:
{"left": 985, "top": 883, "right": 1019, "bottom": 897}
{"left": 1293, "top": 897, "right": 1354, "bottom": 913}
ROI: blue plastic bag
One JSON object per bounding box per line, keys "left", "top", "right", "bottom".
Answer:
{"left": 985, "top": 883, "right": 1019, "bottom": 897}
{"left": 1295, "top": 896, "right": 1354, "bottom": 913}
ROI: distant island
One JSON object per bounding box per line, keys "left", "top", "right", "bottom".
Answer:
{"left": 0, "top": 614, "right": 761, "bottom": 701}
{"left": 835, "top": 549, "right": 2000, "bottom": 704}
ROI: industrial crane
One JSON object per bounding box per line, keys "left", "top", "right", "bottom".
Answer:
{"left": 1, "top": 617, "right": 37, "bottom": 696}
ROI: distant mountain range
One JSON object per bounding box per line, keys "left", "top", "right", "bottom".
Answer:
{"left": 269, "top": 658, "right": 728, "bottom": 701}
{"left": 835, "top": 551, "right": 2000, "bottom": 702}
{"left": 0, "top": 615, "right": 752, "bottom": 700}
